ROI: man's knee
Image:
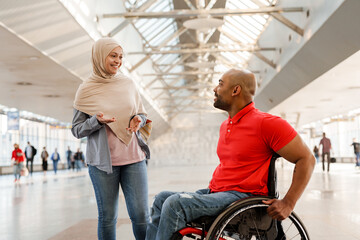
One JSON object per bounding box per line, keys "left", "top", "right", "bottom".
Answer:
{"left": 153, "top": 191, "right": 176, "bottom": 208}
{"left": 162, "top": 193, "right": 194, "bottom": 215}
{"left": 160, "top": 194, "right": 182, "bottom": 219}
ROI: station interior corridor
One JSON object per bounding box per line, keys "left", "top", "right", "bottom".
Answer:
{"left": 1, "top": 161, "right": 360, "bottom": 240}
{"left": 1, "top": 0, "right": 360, "bottom": 239}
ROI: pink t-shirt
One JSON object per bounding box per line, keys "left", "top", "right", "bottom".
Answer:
{"left": 105, "top": 125, "right": 145, "bottom": 166}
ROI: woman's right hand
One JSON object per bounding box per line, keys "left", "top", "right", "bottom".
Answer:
{"left": 96, "top": 112, "right": 116, "bottom": 124}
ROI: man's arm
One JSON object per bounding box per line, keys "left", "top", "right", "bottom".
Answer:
{"left": 263, "top": 134, "right": 315, "bottom": 220}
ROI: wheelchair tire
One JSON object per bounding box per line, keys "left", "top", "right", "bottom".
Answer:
{"left": 205, "top": 196, "right": 310, "bottom": 240}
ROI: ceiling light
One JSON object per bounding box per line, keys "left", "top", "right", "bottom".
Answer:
{"left": 43, "top": 94, "right": 60, "bottom": 98}
{"left": 16, "top": 82, "right": 32, "bottom": 86}
{"left": 29, "top": 56, "right": 39, "bottom": 60}
{"left": 183, "top": 17, "right": 223, "bottom": 32}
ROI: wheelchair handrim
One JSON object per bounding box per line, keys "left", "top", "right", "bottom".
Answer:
{"left": 210, "top": 203, "right": 310, "bottom": 240}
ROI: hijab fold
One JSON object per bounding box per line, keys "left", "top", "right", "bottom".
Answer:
{"left": 73, "top": 38, "right": 146, "bottom": 146}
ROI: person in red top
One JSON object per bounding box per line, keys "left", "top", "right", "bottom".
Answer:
{"left": 146, "top": 69, "right": 315, "bottom": 240}
{"left": 11, "top": 143, "right": 25, "bottom": 183}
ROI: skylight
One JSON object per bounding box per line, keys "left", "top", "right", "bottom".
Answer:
{"left": 216, "top": 0, "right": 277, "bottom": 72}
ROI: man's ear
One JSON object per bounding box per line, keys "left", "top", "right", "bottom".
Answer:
{"left": 232, "top": 85, "right": 241, "bottom": 96}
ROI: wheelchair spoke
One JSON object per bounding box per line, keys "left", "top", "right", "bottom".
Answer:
{"left": 249, "top": 209, "right": 262, "bottom": 239}
{"left": 281, "top": 219, "right": 302, "bottom": 240}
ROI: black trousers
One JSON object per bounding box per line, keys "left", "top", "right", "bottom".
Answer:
{"left": 26, "top": 158, "right": 34, "bottom": 175}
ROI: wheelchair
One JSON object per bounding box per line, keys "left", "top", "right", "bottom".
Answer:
{"left": 171, "top": 154, "right": 310, "bottom": 240}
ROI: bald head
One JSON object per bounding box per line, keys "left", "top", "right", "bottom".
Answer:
{"left": 224, "top": 69, "right": 256, "bottom": 101}
{"left": 213, "top": 69, "right": 257, "bottom": 115}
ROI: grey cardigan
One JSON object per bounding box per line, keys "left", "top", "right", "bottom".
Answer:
{"left": 71, "top": 109, "right": 150, "bottom": 174}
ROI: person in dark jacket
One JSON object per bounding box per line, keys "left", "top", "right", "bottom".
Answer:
{"left": 24, "top": 141, "right": 37, "bottom": 176}
{"left": 41, "top": 147, "right": 49, "bottom": 176}
{"left": 351, "top": 138, "right": 360, "bottom": 167}
{"left": 73, "top": 148, "right": 84, "bottom": 171}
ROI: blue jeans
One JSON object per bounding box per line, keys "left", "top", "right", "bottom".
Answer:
{"left": 13, "top": 162, "right": 24, "bottom": 179}
{"left": 89, "top": 160, "right": 149, "bottom": 240}
{"left": 67, "top": 158, "right": 72, "bottom": 169}
{"left": 146, "top": 189, "right": 251, "bottom": 240}
{"left": 356, "top": 152, "right": 360, "bottom": 166}
{"left": 52, "top": 160, "right": 59, "bottom": 174}
{"left": 75, "top": 160, "right": 82, "bottom": 171}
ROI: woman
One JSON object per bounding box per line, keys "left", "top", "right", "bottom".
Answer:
{"left": 71, "top": 38, "right": 150, "bottom": 240}
{"left": 41, "top": 147, "right": 49, "bottom": 176}
{"left": 11, "top": 143, "right": 25, "bottom": 183}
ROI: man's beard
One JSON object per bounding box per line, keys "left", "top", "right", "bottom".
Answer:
{"left": 213, "top": 95, "right": 231, "bottom": 111}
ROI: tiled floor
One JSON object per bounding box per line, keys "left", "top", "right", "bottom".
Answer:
{"left": 1, "top": 161, "right": 360, "bottom": 240}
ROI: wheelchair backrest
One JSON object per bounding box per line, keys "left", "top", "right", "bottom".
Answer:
{"left": 267, "top": 153, "right": 280, "bottom": 198}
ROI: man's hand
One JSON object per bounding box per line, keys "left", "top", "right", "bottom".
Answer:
{"left": 262, "top": 198, "right": 294, "bottom": 221}
{"left": 96, "top": 112, "right": 116, "bottom": 124}
{"left": 126, "top": 115, "right": 142, "bottom": 132}
{"left": 263, "top": 134, "right": 315, "bottom": 221}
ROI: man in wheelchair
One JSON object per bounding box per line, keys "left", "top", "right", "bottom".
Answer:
{"left": 146, "top": 69, "right": 315, "bottom": 240}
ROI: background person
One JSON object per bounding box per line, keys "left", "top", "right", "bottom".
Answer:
{"left": 350, "top": 138, "right": 360, "bottom": 167}
{"left": 24, "top": 141, "right": 37, "bottom": 176}
{"left": 319, "top": 132, "right": 332, "bottom": 172}
{"left": 50, "top": 148, "right": 60, "bottom": 174}
{"left": 41, "top": 147, "right": 49, "bottom": 176}
{"left": 73, "top": 148, "right": 84, "bottom": 171}
{"left": 12, "top": 143, "right": 25, "bottom": 183}
{"left": 72, "top": 37, "right": 150, "bottom": 240}
{"left": 66, "top": 146, "right": 72, "bottom": 170}
{"left": 313, "top": 145, "right": 319, "bottom": 163}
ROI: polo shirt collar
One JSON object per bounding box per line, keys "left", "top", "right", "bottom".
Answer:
{"left": 228, "top": 102, "right": 255, "bottom": 123}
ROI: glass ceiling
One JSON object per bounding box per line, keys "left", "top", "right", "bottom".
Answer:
{"left": 64, "top": 0, "right": 283, "bottom": 118}
{"left": 117, "top": 0, "right": 280, "bottom": 117}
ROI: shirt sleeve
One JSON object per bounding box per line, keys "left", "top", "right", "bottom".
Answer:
{"left": 261, "top": 115, "right": 297, "bottom": 152}
{"left": 71, "top": 109, "right": 103, "bottom": 139}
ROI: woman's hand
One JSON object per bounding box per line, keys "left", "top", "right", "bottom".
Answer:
{"left": 96, "top": 112, "right": 116, "bottom": 124}
{"left": 126, "top": 115, "right": 142, "bottom": 133}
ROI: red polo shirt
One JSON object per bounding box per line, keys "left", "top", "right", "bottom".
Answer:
{"left": 209, "top": 102, "right": 297, "bottom": 195}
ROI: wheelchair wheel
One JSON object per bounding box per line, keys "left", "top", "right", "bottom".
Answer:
{"left": 205, "top": 197, "right": 309, "bottom": 240}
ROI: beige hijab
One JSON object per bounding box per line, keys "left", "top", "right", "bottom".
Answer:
{"left": 73, "top": 38, "right": 146, "bottom": 145}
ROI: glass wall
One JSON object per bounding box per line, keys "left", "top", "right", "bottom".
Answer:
{"left": 301, "top": 112, "right": 360, "bottom": 160}
{"left": 0, "top": 113, "right": 81, "bottom": 166}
